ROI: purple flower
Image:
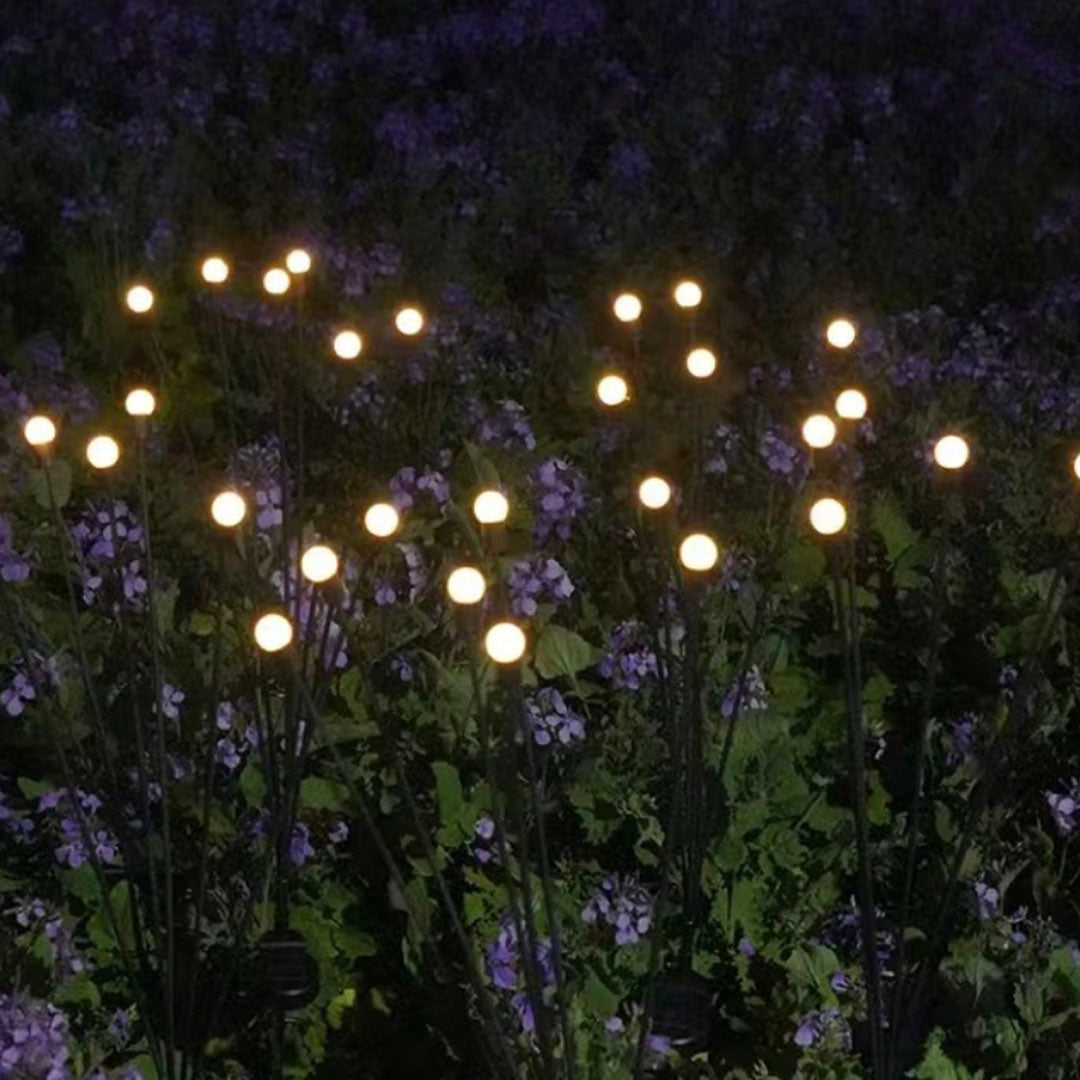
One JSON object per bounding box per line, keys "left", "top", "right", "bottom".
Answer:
{"left": 289, "top": 821, "right": 315, "bottom": 867}
{"left": 216, "top": 739, "right": 241, "bottom": 772}
{"left": 719, "top": 666, "right": 768, "bottom": 719}
{"left": 1046, "top": 781, "right": 1080, "bottom": 836}
{"left": 524, "top": 687, "right": 585, "bottom": 747}
{"left": 759, "top": 429, "right": 805, "bottom": 479}
{"left": 830, "top": 970, "right": 851, "bottom": 994}
{"left": 738, "top": 936, "right": 756, "bottom": 957}
{"left": 70, "top": 501, "right": 146, "bottom": 610}
{"left": 473, "top": 399, "right": 536, "bottom": 451}
{"left": 0, "top": 514, "right": 32, "bottom": 583}
{"left": 582, "top": 875, "right": 652, "bottom": 946}
{"left": 484, "top": 917, "right": 554, "bottom": 1034}
{"left": 532, "top": 458, "right": 588, "bottom": 544}
{"left": 329, "top": 820, "right": 349, "bottom": 845}
{"left": 390, "top": 466, "right": 451, "bottom": 510}
{"left": 390, "top": 655, "right": 414, "bottom": 682}
{"left": 793, "top": 1008, "right": 848, "bottom": 1050}
{"left": 107, "top": 1007, "right": 132, "bottom": 1048}
{"left": 599, "top": 621, "right": 658, "bottom": 691}
{"left": 646, "top": 1034, "right": 671, "bottom": 1056}
{"left": 706, "top": 423, "right": 740, "bottom": 476}
{"left": 157, "top": 684, "right": 185, "bottom": 721}
{"left": 472, "top": 815, "right": 499, "bottom": 864}
{"left": 975, "top": 880, "right": 1000, "bottom": 921}
{"left": 0, "top": 993, "right": 71, "bottom": 1080}
{"left": 605, "top": 1016, "right": 624, "bottom": 1036}
{"left": 507, "top": 557, "right": 574, "bottom": 617}
{"left": 948, "top": 713, "right": 978, "bottom": 767}
{"left": 216, "top": 701, "right": 236, "bottom": 730}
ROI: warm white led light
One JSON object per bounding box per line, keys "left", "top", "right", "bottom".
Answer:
{"left": 473, "top": 490, "right": 509, "bottom": 525}
{"left": 638, "top": 476, "right": 672, "bottom": 509}
{"left": 686, "top": 347, "right": 717, "bottom": 378}
{"left": 285, "top": 248, "right": 312, "bottom": 275}
{"left": 125, "top": 284, "right": 155, "bottom": 314}
{"left": 810, "top": 497, "right": 847, "bottom": 535}
{"left": 210, "top": 490, "right": 247, "bottom": 528}
{"left": 333, "top": 330, "right": 362, "bottom": 360}
{"left": 596, "top": 373, "right": 630, "bottom": 406}
{"left": 802, "top": 414, "right": 837, "bottom": 449}
{"left": 254, "top": 612, "right": 293, "bottom": 653}
{"left": 613, "top": 293, "right": 642, "bottom": 323}
{"left": 484, "top": 621, "right": 526, "bottom": 664}
{"left": 679, "top": 532, "right": 719, "bottom": 572}
{"left": 201, "top": 257, "right": 229, "bottom": 284}
{"left": 933, "top": 435, "right": 970, "bottom": 470}
{"left": 23, "top": 415, "right": 57, "bottom": 448}
{"left": 263, "top": 267, "right": 291, "bottom": 295}
{"left": 835, "top": 389, "right": 868, "bottom": 420}
{"left": 1073, "top": 452, "right": 1080, "bottom": 481}
{"left": 364, "top": 502, "right": 400, "bottom": 538}
{"left": 124, "top": 388, "right": 157, "bottom": 417}
{"left": 85, "top": 435, "right": 120, "bottom": 470}
{"left": 301, "top": 544, "right": 339, "bottom": 583}
{"left": 673, "top": 280, "right": 702, "bottom": 309}
{"left": 826, "top": 318, "right": 856, "bottom": 349}
{"left": 447, "top": 566, "right": 487, "bottom": 605}
{"left": 395, "top": 307, "right": 425, "bottom": 336}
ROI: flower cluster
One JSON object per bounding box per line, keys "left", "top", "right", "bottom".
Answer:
{"left": 947, "top": 713, "right": 978, "bottom": 768}
{"left": 37, "top": 788, "right": 118, "bottom": 870}
{"left": 0, "top": 514, "right": 33, "bottom": 584}
{"left": 14, "top": 899, "right": 86, "bottom": 980}
{"left": 484, "top": 917, "right": 555, "bottom": 1035}
{"left": 824, "top": 898, "right": 896, "bottom": 978}
{"left": 1, "top": 653, "right": 59, "bottom": 719}
{"left": 758, "top": 428, "right": 806, "bottom": 481}
{"left": 374, "top": 543, "right": 427, "bottom": 607}
{"left": 0, "top": 993, "right": 71, "bottom": 1080}
{"left": 232, "top": 436, "right": 287, "bottom": 532}
{"left": 719, "top": 665, "right": 768, "bottom": 719}
{"left": 794, "top": 1007, "right": 851, "bottom": 1050}
{"left": 705, "top": 422, "right": 741, "bottom": 476}
{"left": 472, "top": 399, "right": 536, "bottom": 451}
{"left": 974, "top": 880, "right": 1000, "bottom": 921}
{"left": 524, "top": 687, "right": 585, "bottom": 748}
{"left": 599, "top": 621, "right": 658, "bottom": 691}
{"left": 507, "top": 557, "right": 574, "bottom": 617}
{"left": 1045, "top": 780, "right": 1080, "bottom": 836}
{"left": 532, "top": 458, "right": 588, "bottom": 544}
{"left": 581, "top": 875, "right": 652, "bottom": 945}
{"left": 389, "top": 465, "right": 450, "bottom": 510}
{"left": 472, "top": 816, "right": 498, "bottom": 865}
{"left": 70, "top": 501, "right": 147, "bottom": 610}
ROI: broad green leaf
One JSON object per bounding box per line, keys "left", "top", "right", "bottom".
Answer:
{"left": 534, "top": 624, "right": 597, "bottom": 679}
{"left": 431, "top": 761, "right": 466, "bottom": 840}
{"left": 301, "top": 776, "right": 348, "bottom": 811}
{"left": 31, "top": 460, "right": 71, "bottom": 510}
{"left": 333, "top": 924, "right": 378, "bottom": 959}
{"left": 871, "top": 491, "right": 918, "bottom": 564}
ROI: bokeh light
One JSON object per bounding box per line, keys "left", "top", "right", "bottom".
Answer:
{"left": 254, "top": 613, "right": 293, "bottom": 653}
{"left": 210, "top": 490, "right": 247, "bottom": 528}
{"left": 473, "top": 490, "right": 509, "bottom": 525}
{"left": 679, "top": 532, "right": 719, "bottom": 572}
{"left": 638, "top": 475, "right": 672, "bottom": 510}
{"left": 810, "top": 497, "right": 847, "bottom": 535}
{"left": 447, "top": 566, "right": 487, "bottom": 605}
{"left": 364, "top": 501, "right": 400, "bottom": 537}
{"left": 485, "top": 621, "right": 527, "bottom": 664}
{"left": 85, "top": 435, "right": 120, "bottom": 470}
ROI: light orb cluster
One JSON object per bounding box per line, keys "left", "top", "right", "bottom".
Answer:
{"left": 933, "top": 434, "right": 970, "bottom": 470}
{"left": 254, "top": 612, "right": 293, "bottom": 653}
{"left": 673, "top": 280, "right": 703, "bottom": 309}
{"left": 810, "top": 497, "right": 847, "bottom": 536}
{"left": 85, "top": 435, "right": 120, "bottom": 470}
{"left": 485, "top": 621, "right": 527, "bottom": 664}
{"left": 394, "top": 306, "right": 425, "bottom": 336}
{"left": 835, "top": 388, "right": 868, "bottom": 420}
{"left": 446, "top": 566, "right": 487, "bottom": 605}
{"left": 826, "top": 318, "right": 857, "bottom": 349}
{"left": 473, "top": 490, "right": 509, "bottom": 525}
{"left": 679, "top": 532, "right": 719, "bottom": 572}
{"left": 210, "top": 490, "right": 247, "bottom": 528}
{"left": 200, "top": 257, "right": 230, "bottom": 284}
{"left": 596, "top": 373, "right": 630, "bottom": 406}
{"left": 802, "top": 413, "right": 837, "bottom": 449}
{"left": 613, "top": 292, "right": 643, "bottom": 323}
{"left": 638, "top": 475, "right": 672, "bottom": 510}
{"left": 262, "top": 268, "right": 291, "bottom": 295}
{"left": 23, "top": 415, "right": 57, "bottom": 448}
{"left": 364, "top": 502, "right": 400, "bottom": 538}
{"left": 685, "top": 347, "right": 717, "bottom": 379}
{"left": 333, "top": 330, "right": 363, "bottom": 360}
{"left": 301, "top": 544, "right": 339, "bottom": 583}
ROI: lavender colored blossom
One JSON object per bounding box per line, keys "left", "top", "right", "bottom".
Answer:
{"left": 107, "top": 1007, "right": 132, "bottom": 1048}
{"left": 14, "top": 900, "right": 85, "bottom": 980}
{"left": 329, "top": 820, "right": 349, "bottom": 845}
{"left": 830, "top": 970, "right": 851, "bottom": 994}
{"left": 0, "top": 515, "right": 32, "bottom": 583}
{"left": 947, "top": 713, "right": 978, "bottom": 767}
{"left": 0, "top": 993, "right": 71, "bottom": 1080}
{"left": 719, "top": 665, "right": 768, "bottom": 719}
{"left": 758, "top": 429, "right": 804, "bottom": 478}
{"left": 646, "top": 1034, "right": 671, "bottom": 1056}
{"left": 524, "top": 687, "right": 585, "bottom": 747}
{"left": 605, "top": 1016, "right": 624, "bottom": 1036}
{"left": 1046, "top": 780, "right": 1080, "bottom": 836}
{"left": 974, "top": 880, "right": 999, "bottom": 921}
{"left": 794, "top": 1008, "right": 848, "bottom": 1049}
{"left": 389, "top": 466, "right": 450, "bottom": 510}
{"left": 216, "top": 701, "right": 236, "bottom": 731}
{"left": 157, "top": 684, "right": 185, "bottom": 721}
{"left": 473, "top": 399, "right": 536, "bottom": 451}
{"left": 290, "top": 821, "right": 315, "bottom": 867}
{"left": 484, "top": 917, "right": 554, "bottom": 1035}
{"left": 216, "top": 739, "right": 241, "bottom": 772}
{"left": 389, "top": 655, "right": 414, "bottom": 682}
{"left": 507, "top": 557, "right": 574, "bottom": 617}
{"left": 738, "top": 936, "right": 756, "bottom": 957}
{"left": 599, "top": 621, "right": 658, "bottom": 691}
{"left": 70, "top": 501, "right": 146, "bottom": 610}
{"left": 705, "top": 422, "right": 740, "bottom": 476}
{"left": 472, "top": 815, "right": 498, "bottom": 865}
{"left": 582, "top": 875, "right": 652, "bottom": 945}
{"left": 825, "top": 898, "right": 896, "bottom": 977}
{"left": 232, "top": 437, "right": 287, "bottom": 531}
{"left": 532, "top": 458, "right": 588, "bottom": 544}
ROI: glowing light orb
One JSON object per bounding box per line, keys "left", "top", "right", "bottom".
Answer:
{"left": 485, "top": 621, "right": 526, "bottom": 664}
{"left": 23, "top": 415, "right": 57, "bottom": 448}
{"left": 679, "top": 532, "right": 719, "bottom": 572}
{"left": 596, "top": 373, "right": 630, "bottom": 406}
{"left": 835, "top": 389, "right": 868, "bottom": 420}
{"left": 473, "top": 490, "right": 509, "bottom": 525}
{"left": 86, "top": 435, "right": 120, "bottom": 470}
{"left": 686, "top": 347, "right": 717, "bottom": 379}
{"left": 125, "top": 284, "right": 155, "bottom": 314}
{"left": 124, "top": 388, "right": 157, "bottom": 417}
{"left": 285, "top": 248, "right": 312, "bottom": 275}
{"left": 395, "top": 307, "right": 425, "bottom": 336}
{"left": 673, "top": 280, "right": 702, "bottom": 309}
{"left": 200, "top": 257, "right": 229, "bottom": 284}
{"left": 802, "top": 414, "right": 837, "bottom": 449}
{"left": 210, "top": 490, "right": 247, "bottom": 528}
{"left": 826, "top": 318, "right": 856, "bottom": 350}
{"left": 301, "top": 544, "right": 339, "bottom": 583}
{"left": 810, "top": 497, "right": 847, "bottom": 535}
{"left": 638, "top": 476, "right": 672, "bottom": 509}
{"left": 933, "top": 434, "right": 970, "bottom": 470}
{"left": 262, "top": 268, "right": 291, "bottom": 295}
{"left": 254, "top": 613, "right": 293, "bottom": 653}
{"left": 1073, "top": 452, "right": 1080, "bottom": 481}
{"left": 613, "top": 293, "right": 642, "bottom": 323}
{"left": 447, "top": 566, "right": 487, "bottom": 605}
{"left": 364, "top": 502, "right": 400, "bottom": 538}
{"left": 333, "top": 330, "right": 362, "bottom": 360}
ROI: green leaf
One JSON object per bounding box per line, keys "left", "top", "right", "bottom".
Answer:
{"left": 464, "top": 441, "right": 502, "bottom": 488}
{"left": 871, "top": 491, "right": 919, "bottom": 564}
{"left": 333, "top": 924, "right": 378, "bottom": 959}
{"left": 54, "top": 973, "right": 101, "bottom": 1007}
{"left": 583, "top": 972, "right": 619, "bottom": 1017}
{"left": 867, "top": 770, "right": 891, "bottom": 826}
{"left": 31, "top": 461, "right": 72, "bottom": 510}
{"left": 327, "top": 987, "right": 356, "bottom": 1030}
{"left": 714, "top": 832, "right": 747, "bottom": 872}
{"left": 785, "top": 945, "right": 841, "bottom": 996}
{"left": 301, "top": 776, "right": 348, "bottom": 811}
{"left": 534, "top": 624, "right": 597, "bottom": 679}
{"left": 239, "top": 762, "right": 266, "bottom": 809}
{"left": 431, "top": 762, "right": 466, "bottom": 840}
{"left": 780, "top": 539, "right": 825, "bottom": 587}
